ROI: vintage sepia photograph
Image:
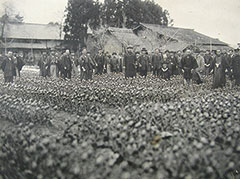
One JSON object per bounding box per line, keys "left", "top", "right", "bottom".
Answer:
{"left": 0, "top": 0, "right": 240, "bottom": 178}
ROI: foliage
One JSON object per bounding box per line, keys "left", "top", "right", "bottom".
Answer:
{"left": 1, "top": 68, "right": 240, "bottom": 178}
{"left": 63, "top": 0, "right": 101, "bottom": 49}
{"left": 63, "top": 0, "right": 172, "bottom": 47}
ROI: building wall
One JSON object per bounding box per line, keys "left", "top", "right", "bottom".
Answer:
{"left": 0, "top": 39, "right": 63, "bottom": 65}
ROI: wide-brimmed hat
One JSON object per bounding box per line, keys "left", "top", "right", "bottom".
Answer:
{"left": 127, "top": 45, "right": 133, "bottom": 49}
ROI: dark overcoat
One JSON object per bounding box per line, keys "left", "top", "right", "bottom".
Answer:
{"left": 231, "top": 54, "right": 240, "bottom": 85}
{"left": 1, "top": 56, "right": 16, "bottom": 77}
{"left": 180, "top": 54, "right": 198, "bottom": 80}
{"left": 124, "top": 52, "right": 137, "bottom": 78}
{"left": 210, "top": 55, "right": 229, "bottom": 88}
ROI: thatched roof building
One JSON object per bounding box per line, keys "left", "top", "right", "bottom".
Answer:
{"left": 133, "top": 23, "right": 231, "bottom": 51}
{"left": 86, "top": 27, "right": 150, "bottom": 55}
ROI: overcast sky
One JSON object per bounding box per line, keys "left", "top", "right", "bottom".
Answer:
{"left": 1, "top": 0, "right": 240, "bottom": 47}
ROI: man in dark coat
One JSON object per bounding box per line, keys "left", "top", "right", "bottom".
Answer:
{"left": 231, "top": 49, "right": 240, "bottom": 86}
{"left": 204, "top": 50, "right": 213, "bottom": 75}
{"left": 79, "top": 48, "right": 95, "bottom": 81}
{"left": 210, "top": 50, "right": 229, "bottom": 89}
{"left": 160, "top": 53, "right": 171, "bottom": 80}
{"left": 138, "top": 48, "right": 149, "bottom": 78}
{"left": 87, "top": 51, "right": 96, "bottom": 80}
{"left": 180, "top": 49, "right": 198, "bottom": 85}
{"left": 60, "top": 50, "right": 72, "bottom": 79}
{"left": 94, "top": 50, "right": 105, "bottom": 75}
{"left": 1, "top": 51, "right": 16, "bottom": 83}
{"left": 167, "top": 52, "right": 178, "bottom": 76}
{"left": 38, "top": 52, "right": 50, "bottom": 77}
{"left": 123, "top": 45, "right": 137, "bottom": 79}
{"left": 14, "top": 52, "right": 25, "bottom": 78}
{"left": 110, "top": 52, "right": 120, "bottom": 73}
{"left": 151, "top": 48, "right": 162, "bottom": 77}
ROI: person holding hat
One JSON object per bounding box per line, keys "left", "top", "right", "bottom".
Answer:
{"left": 123, "top": 45, "right": 137, "bottom": 78}
{"left": 138, "top": 48, "right": 149, "bottom": 78}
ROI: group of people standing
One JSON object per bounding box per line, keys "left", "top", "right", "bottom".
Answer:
{"left": 1, "top": 46, "right": 240, "bottom": 89}
{"left": 123, "top": 45, "right": 240, "bottom": 88}
{"left": 0, "top": 51, "right": 25, "bottom": 83}
{"left": 38, "top": 48, "right": 96, "bottom": 80}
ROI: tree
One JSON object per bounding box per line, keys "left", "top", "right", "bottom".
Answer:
{"left": 99, "top": 0, "right": 172, "bottom": 28}
{"left": 100, "top": 0, "right": 124, "bottom": 28}
{"left": 0, "top": 1, "right": 24, "bottom": 54}
{"left": 64, "top": 0, "right": 173, "bottom": 49}
{"left": 63, "top": 0, "right": 101, "bottom": 50}
{"left": 123, "top": 0, "right": 171, "bottom": 28}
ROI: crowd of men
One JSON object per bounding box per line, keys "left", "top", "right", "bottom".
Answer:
{"left": 1, "top": 46, "right": 240, "bottom": 89}
{"left": 0, "top": 51, "right": 25, "bottom": 83}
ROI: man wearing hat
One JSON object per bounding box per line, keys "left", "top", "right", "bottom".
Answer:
{"left": 60, "top": 49, "right": 72, "bottom": 79}
{"left": 167, "top": 51, "right": 178, "bottom": 76}
{"left": 79, "top": 48, "right": 95, "bottom": 80}
{"left": 151, "top": 48, "right": 162, "bottom": 77}
{"left": 94, "top": 49, "right": 105, "bottom": 75}
{"left": 138, "top": 48, "right": 149, "bottom": 78}
{"left": 123, "top": 45, "right": 137, "bottom": 78}
{"left": 231, "top": 49, "right": 240, "bottom": 86}
{"left": 110, "top": 52, "right": 120, "bottom": 73}
{"left": 1, "top": 51, "right": 16, "bottom": 83}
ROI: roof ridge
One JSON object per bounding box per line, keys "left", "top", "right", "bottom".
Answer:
{"left": 140, "top": 23, "right": 194, "bottom": 31}
{"left": 7, "top": 22, "right": 60, "bottom": 26}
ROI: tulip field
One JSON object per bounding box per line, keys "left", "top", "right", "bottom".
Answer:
{"left": 0, "top": 66, "right": 240, "bottom": 179}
